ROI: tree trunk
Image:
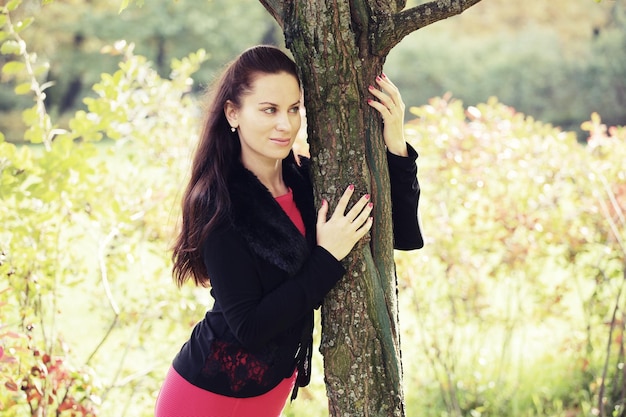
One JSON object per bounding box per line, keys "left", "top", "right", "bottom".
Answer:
{"left": 289, "top": 10, "right": 401, "bottom": 417}
{"left": 290, "top": 14, "right": 403, "bottom": 411}
{"left": 259, "top": 1, "right": 484, "bottom": 415}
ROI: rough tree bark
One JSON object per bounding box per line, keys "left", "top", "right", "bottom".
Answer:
{"left": 259, "top": 1, "right": 483, "bottom": 415}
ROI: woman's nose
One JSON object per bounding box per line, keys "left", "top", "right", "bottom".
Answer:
{"left": 276, "top": 112, "right": 291, "bottom": 131}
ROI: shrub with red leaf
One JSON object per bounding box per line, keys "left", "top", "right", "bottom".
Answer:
{"left": 1, "top": 326, "right": 100, "bottom": 416}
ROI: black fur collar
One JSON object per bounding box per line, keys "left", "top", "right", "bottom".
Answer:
{"left": 227, "top": 153, "right": 316, "bottom": 276}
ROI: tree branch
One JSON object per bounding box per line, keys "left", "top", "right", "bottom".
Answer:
{"left": 259, "top": 0, "right": 285, "bottom": 27}
{"left": 395, "top": 0, "right": 407, "bottom": 10}
{"left": 372, "top": 0, "right": 484, "bottom": 55}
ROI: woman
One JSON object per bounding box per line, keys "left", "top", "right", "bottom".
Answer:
{"left": 155, "top": 45, "right": 423, "bottom": 417}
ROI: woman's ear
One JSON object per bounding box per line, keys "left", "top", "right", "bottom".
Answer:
{"left": 224, "top": 100, "right": 238, "bottom": 129}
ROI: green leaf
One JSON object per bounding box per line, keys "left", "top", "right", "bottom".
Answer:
{"left": 23, "top": 124, "right": 44, "bottom": 144}
{"left": 118, "top": 0, "right": 145, "bottom": 13}
{"left": 5, "top": 0, "right": 22, "bottom": 12}
{"left": 14, "top": 82, "right": 31, "bottom": 95}
{"left": 2, "top": 60, "right": 25, "bottom": 75}
{"left": 118, "top": 0, "right": 130, "bottom": 13}
{"left": 1, "top": 40, "right": 24, "bottom": 55}
{"left": 21, "top": 105, "right": 38, "bottom": 127}
{"left": 14, "top": 17, "right": 34, "bottom": 33}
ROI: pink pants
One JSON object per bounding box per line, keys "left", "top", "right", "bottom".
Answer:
{"left": 154, "top": 366, "right": 296, "bottom": 417}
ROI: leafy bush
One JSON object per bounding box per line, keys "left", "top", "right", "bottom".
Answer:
{"left": 1, "top": 2, "right": 208, "bottom": 415}
{"left": 396, "top": 95, "right": 625, "bottom": 417}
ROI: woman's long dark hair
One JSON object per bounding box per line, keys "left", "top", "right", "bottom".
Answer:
{"left": 172, "top": 45, "right": 300, "bottom": 287}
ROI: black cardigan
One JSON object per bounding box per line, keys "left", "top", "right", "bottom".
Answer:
{"left": 172, "top": 145, "right": 423, "bottom": 398}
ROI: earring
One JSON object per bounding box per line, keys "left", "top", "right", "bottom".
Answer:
{"left": 231, "top": 127, "right": 236, "bottom": 132}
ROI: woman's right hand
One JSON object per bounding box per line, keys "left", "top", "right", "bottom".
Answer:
{"left": 316, "top": 185, "right": 374, "bottom": 261}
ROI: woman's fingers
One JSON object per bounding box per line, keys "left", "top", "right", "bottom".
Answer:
{"left": 345, "top": 193, "right": 371, "bottom": 223}
{"left": 331, "top": 184, "right": 355, "bottom": 220}
{"left": 367, "top": 86, "right": 393, "bottom": 116}
{"left": 316, "top": 185, "right": 374, "bottom": 260}
{"left": 368, "top": 74, "right": 404, "bottom": 113}
{"left": 355, "top": 215, "right": 374, "bottom": 238}
{"left": 352, "top": 202, "right": 374, "bottom": 229}
{"left": 331, "top": 185, "right": 371, "bottom": 224}
{"left": 367, "top": 73, "right": 409, "bottom": 157}
{"left": 378, "top": 73, "right": 402, "bottom": 104}
{"left": 316, "top": 198, "right": 329, "bottom": 226}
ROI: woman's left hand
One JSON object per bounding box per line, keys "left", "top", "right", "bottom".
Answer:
{"left": 367, "top": 73, "right": 408, "bottom": 157}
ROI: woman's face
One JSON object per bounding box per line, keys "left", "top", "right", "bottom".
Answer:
{"left": 226, "top": 72, "right": 302, "bottom": 170}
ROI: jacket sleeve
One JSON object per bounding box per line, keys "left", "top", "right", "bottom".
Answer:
{"left": 203, "top": 227, "right": 345, "bottom": 351}
{"left": 387, "top": 143, "right": 424, "bottom": 250}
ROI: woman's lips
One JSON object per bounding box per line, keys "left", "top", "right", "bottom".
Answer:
{"left": 270, "top": 138, "right": 292, "bottom": 146}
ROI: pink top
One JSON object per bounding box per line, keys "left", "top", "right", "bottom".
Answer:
{"left": 274, "top": 188, "right": 306, "bottom": 236}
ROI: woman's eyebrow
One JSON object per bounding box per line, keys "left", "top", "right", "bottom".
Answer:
{"left": 258, "top": 100, "right": 301, "bottom": 107}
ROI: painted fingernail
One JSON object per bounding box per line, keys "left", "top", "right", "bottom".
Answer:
{"left": 367, "top": 99, "right": 373, "bottom": 104}
{"left": 382, "top": 73, "right": 387, "bottom": 79}
{"left": 348, "top": 184, "right": 355, "bottom": 190}
{"left": 322, "top": 199, "right": 327, "bottom": 206}
{"left": 368, "top": 202, "right": 374, "bottom": 208}
{"left": 364, "top": 194, "right": 370, "bottom": 200}
{"left": 376, "top": 75, "right": 382, "bottom": 81}
{"left": 368, "top": 85, "right": 374, "bottom": 90}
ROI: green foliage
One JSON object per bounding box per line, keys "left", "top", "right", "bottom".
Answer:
{"left": 387, "top": 0, "right": 626, "bottom": 137}
{"left": 394, "top": 95, "right": 625, "bottom": 416}
{"left": 1, "top": 2, "right": 209, "bottom": 415}
{"left": 118, "top": 0, "right": 144, "bottom": 13}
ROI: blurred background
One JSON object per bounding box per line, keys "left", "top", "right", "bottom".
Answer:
{"left": 1, "top": 0, "right": 624, "bottom": 142}
{"left": 1, "top": 1, "right": 625, "bottom": 417}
